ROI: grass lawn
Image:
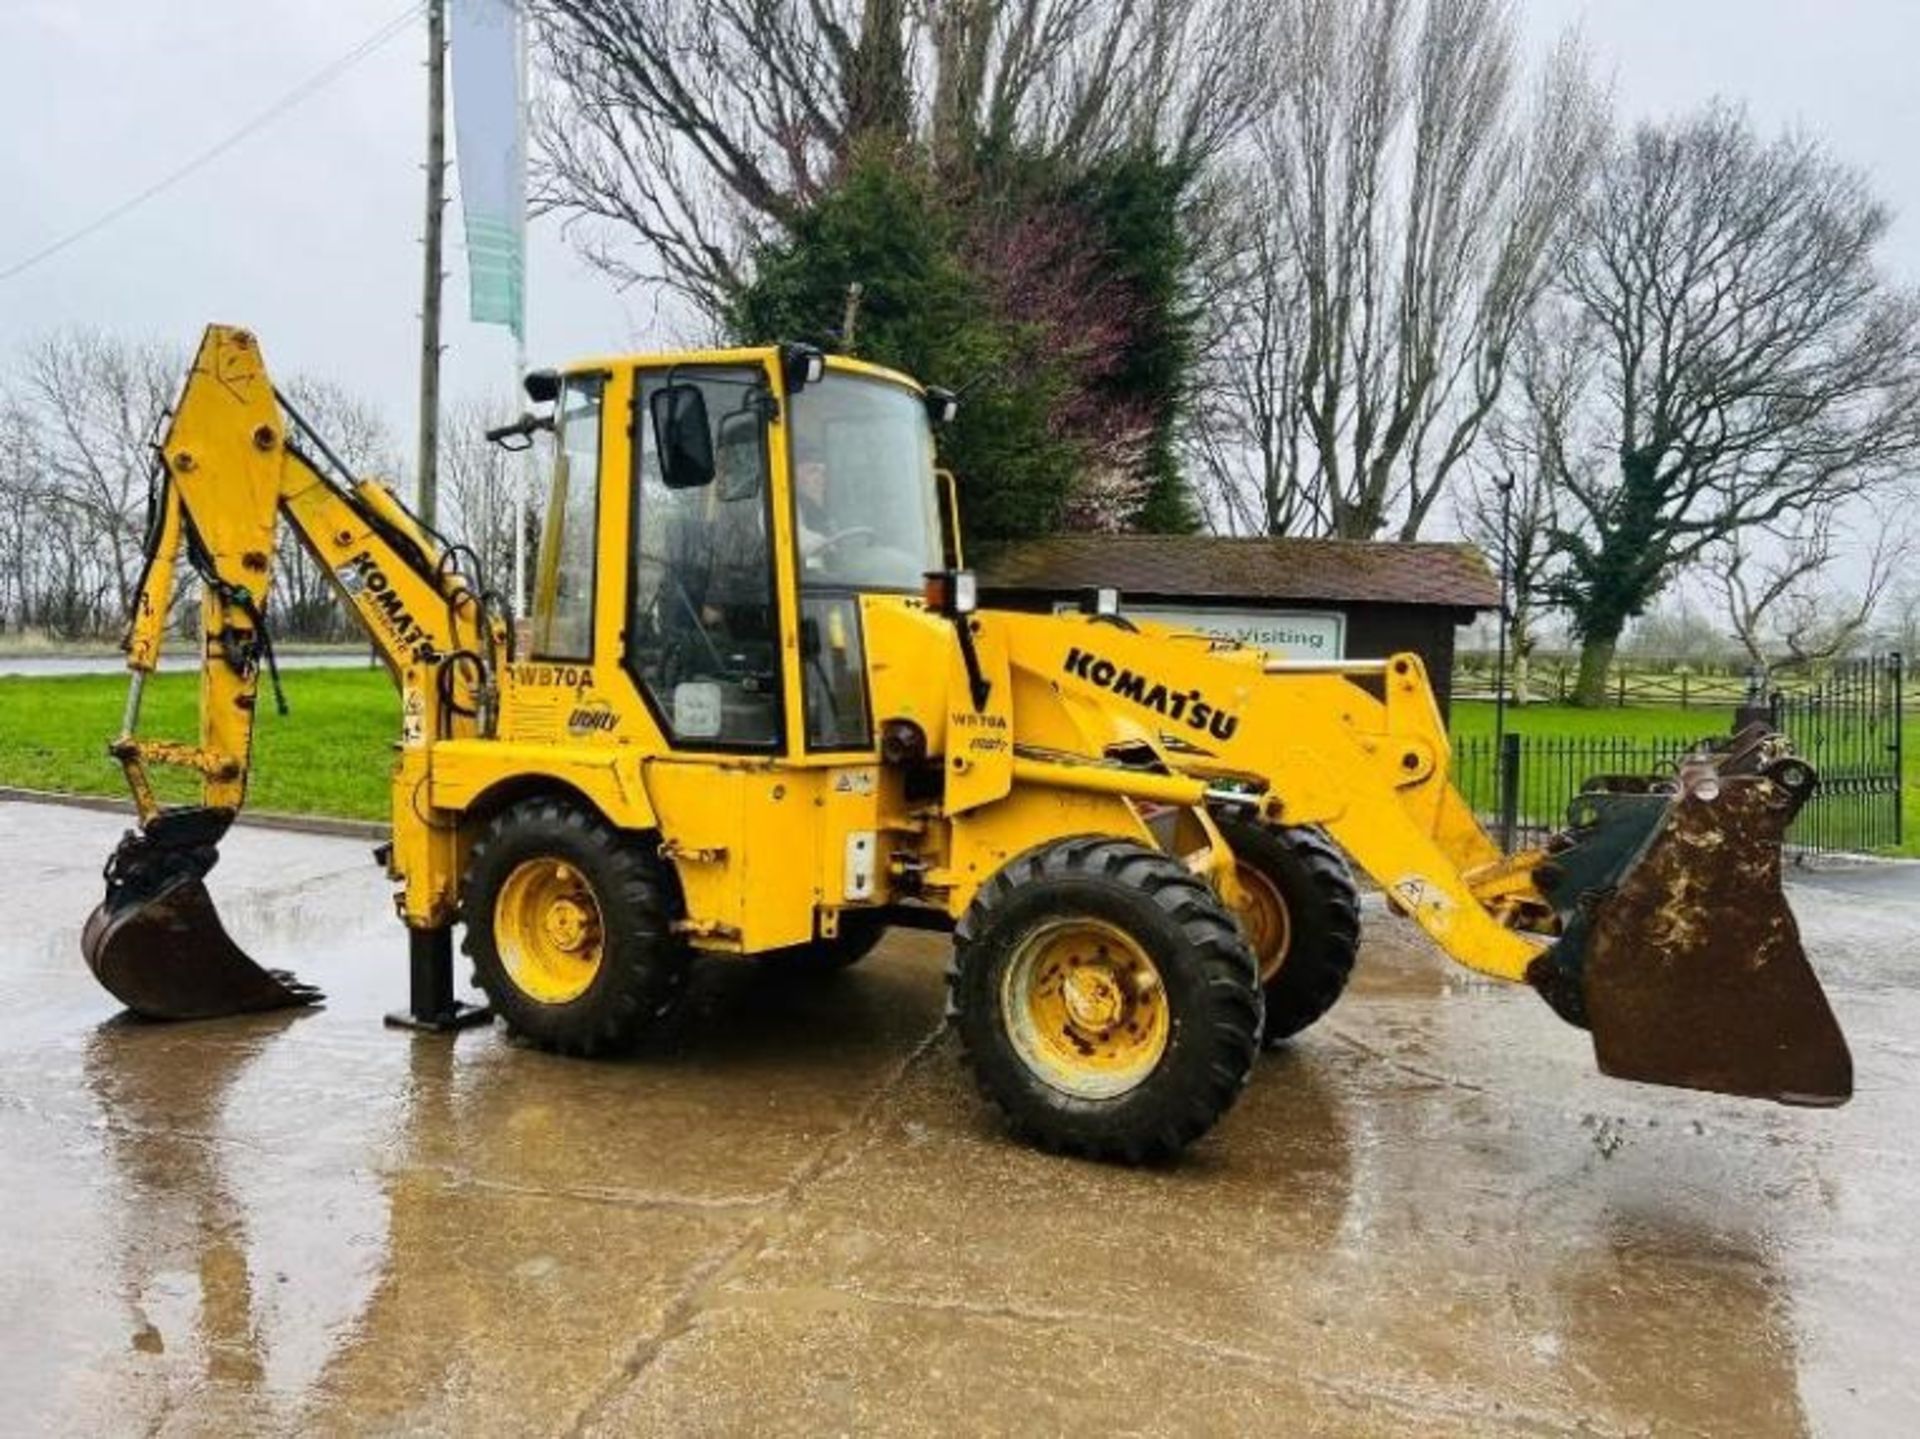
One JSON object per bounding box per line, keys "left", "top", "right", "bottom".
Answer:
{"left": 1451, "top": 699, "right": 1919, "bottom": 857}
{"left": 1, "top": 672, "right": 1911, "bottom": 855}
{"left": 0, "top": 668, "right": 396, "bottom": 821}
{"left": 1451, "top": 700, "right": 1740, "bottom": 743}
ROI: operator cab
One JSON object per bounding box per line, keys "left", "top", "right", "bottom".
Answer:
{"left": 524, "top": 347, "right": 952, "bottom": 757}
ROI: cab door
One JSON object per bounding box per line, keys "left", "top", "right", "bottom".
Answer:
{"left": 626, "top": 359, "right": 817, "bottom": 951}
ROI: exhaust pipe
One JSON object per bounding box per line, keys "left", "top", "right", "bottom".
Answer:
{"left": 81, "top": 807, "right": 322, "bottom": 1021}
{"left": 1525, "top": 726, "right": 1851, "bottom": 1107}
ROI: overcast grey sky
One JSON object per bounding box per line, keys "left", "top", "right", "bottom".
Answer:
{"left": 2, "top": 0, "right": 1915, "bottom": 454}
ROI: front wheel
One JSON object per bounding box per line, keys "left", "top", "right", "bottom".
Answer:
{"left": 948, "top": 837, "right": 1263, "bottom": 1164}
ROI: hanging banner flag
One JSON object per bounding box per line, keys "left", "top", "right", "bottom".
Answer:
{"left": 450, "top": 0, "right": 525, "bottom": 340}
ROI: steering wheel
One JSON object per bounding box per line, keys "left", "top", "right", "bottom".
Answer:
{"left": 809, "top": 526, "right": 877, "bottom": 563}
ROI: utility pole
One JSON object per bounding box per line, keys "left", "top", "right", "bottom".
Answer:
{"left": 1492, "top": 472, "right": 1516, "bottom": 855}
{"left": 415, "top": 0, "right": 447, "bottom": 527}
{"left": 1493, "top": 472, "right": 1514, "bottom": 754}
{"left": 511, "top": 4, "right": 530, "bottom": 617}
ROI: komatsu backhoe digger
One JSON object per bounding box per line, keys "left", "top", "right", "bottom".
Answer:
{"left": 82, "top": 324, "right": 1851, "bottom": 1161}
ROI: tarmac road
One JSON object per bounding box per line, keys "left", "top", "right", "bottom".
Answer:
{"left": 1, "top": 799, "right": 1916, "bottom": 1435}
{"left": 0, "top": 652, "right": 374, "bottom": 678}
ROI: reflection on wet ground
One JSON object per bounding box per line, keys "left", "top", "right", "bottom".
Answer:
{"left": 2, "top": 800, "right": 1916, "bottom": 1434}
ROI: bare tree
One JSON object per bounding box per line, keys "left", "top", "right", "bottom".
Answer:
{"left": 272, "top": 377, "right": 403, "bottom": 641}
{"left": 0, "top": 397, "right": 39, "bottom": 633}
{"left": 1550, "top": 104, "right": 1920, "bottom": 704}
{"left": 531, "top": 0, "right": 1263, "bottom": 315}
{"left": 1461, "top": 309, "right": 1606, "bottom": 700}
{"left": 439, "top": 399, "right": 527, "bottom": 603}
{"left": 0, "top": 334, "right": 403, "bottom": 644}
{"left": 1878, "top": 580, "right": 1920, "bottom": 660}
{"left": 1619, "top": 592, "right": 1739, "bottom": 668}
{"left": 1182, "top": 164, "right": 1325, "bottom": 535}
{"left": 6, "top": 332, "right": 180, "bottom": 637}
{"left": 1233, "top": 1, "right": 1602, "bottom": 540}
{"left": 1710, "top": 496, "right": 1914, "bottom": 671}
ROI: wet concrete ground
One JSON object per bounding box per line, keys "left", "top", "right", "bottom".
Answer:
{"left": 2, "top": 799, "right": 1916, "bottom": 1436}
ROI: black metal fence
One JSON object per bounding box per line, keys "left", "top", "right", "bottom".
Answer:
{"left": 1453, "top": 655, "right": 1905, "bottom": 857}
{"left": 1770, "top": 654, "right": 1905, "bottom": 853}
{"left": 1452, "top": 733, "right": 1689, "bottom": 853}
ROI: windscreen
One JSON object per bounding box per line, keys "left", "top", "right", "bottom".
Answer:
{"left": 787, "top": 372, "right": 943, "bottom": 591}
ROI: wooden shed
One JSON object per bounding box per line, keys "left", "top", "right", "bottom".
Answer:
{"left": 975, "top": 535, "right": 1500, "bottom": 716}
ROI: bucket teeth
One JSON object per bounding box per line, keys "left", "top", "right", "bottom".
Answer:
{"left": 81, "top": 809, "right": 323, "bottom": 1021}
{"left": 1527, "top": 728, "right": 1851, "bottom": 1107}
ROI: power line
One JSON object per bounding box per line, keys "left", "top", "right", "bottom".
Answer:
{"left": 0, "top": 2, "right": 426, "bottom": 284}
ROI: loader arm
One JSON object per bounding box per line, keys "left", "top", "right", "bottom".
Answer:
{"left": 84, "top": 324, "right": 506, "bottom": 1019}
{"left": 994, "top": 622, "right": 1540, "bottom": 977}
{"left": 984, "top": 611, "right": 1851, "bottom": 1106}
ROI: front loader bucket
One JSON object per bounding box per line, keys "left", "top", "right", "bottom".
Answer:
{"left": 1526, "top": 726, "right": 1851, "bottom": 1107}
{"left": 81, "top": 808, "right": 322, "bottom": 1021}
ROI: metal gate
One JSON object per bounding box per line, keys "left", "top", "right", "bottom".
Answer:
{"left": 1453, "top": 653, "right": 1905, "bottom": 857}
{"left": 1768, "top": 653, "right": 1905, "bottom": 853}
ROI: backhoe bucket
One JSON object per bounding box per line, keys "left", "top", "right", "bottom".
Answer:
{"left": 81, "top": 808, "right": 322, "bottom": 1021}
{"left": 1526, "top": 726, "right": 1852, "bottom": 1107}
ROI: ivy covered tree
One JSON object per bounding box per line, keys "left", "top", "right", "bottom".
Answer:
{"left": 1068, "top": 155, "right": 1201, "bottom": 533}
{"left": 732, "top": 145, "right": 1200, "bottom": 542}
{"left": 1546, "top": 107, "right": 1920, "bottom": 704}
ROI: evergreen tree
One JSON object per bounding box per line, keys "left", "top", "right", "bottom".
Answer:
{"left": 732, "top": 145, "right": 1201, "bottom": 542}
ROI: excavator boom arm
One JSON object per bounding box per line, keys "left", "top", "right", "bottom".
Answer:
{"left": 112, "top": 325, "right": 496, "bottom": 818}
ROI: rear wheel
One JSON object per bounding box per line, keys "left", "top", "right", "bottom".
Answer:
{"left": 1216, "top": 817, "right": 1360, "bottom": 1044}
{"left": 462, "top": 798, "right": 689, "bottom": 1055}
{"left": 948, "top": 837, "right": 1262, "bottom": 1163}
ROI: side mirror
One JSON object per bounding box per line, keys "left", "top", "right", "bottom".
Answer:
{"left": 650, "top": 382, "right": 714, "bottom": 489}
{"left": 715, "top": 410, "right": 762, "bottom": 502}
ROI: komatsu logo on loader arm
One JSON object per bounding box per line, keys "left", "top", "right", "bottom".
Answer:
{"left": 1062, "top": 646, "right": 1239, "bottom": 742}
{"left": 336, "top": 551, "right": 440, "bottom": 664}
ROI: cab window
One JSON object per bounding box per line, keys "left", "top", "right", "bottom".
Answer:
{"left": 788, "top": 372, "right": 944, "bottom": 749}
{"left": 628, "top": 367, "right": 781, "bottom": 746}
{"left": 530, "top": 374, "right": 603, "bottom": 660}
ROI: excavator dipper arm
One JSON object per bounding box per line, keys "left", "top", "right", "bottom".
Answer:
{"left": 83, "top": 325, "right": 502, "bottom": 1020}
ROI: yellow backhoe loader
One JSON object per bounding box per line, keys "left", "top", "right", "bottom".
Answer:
{"left": 82, "top": 325, "right": 1852, "bottom": 1162}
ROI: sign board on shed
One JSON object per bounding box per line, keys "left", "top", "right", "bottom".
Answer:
{"left": 1128, "top": 606, "right": 1346, "bottom": 660}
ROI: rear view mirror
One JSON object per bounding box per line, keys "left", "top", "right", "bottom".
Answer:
{"left": 650, "top": 383, "right": 714, "bottom": 489}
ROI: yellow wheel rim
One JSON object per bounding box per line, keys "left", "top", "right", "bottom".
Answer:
{"left": 1000, "top": 919, "right": 1169, "bottom": 1099}
{"left": 494, "top": 857, "right": 605, "bottom": 1005}
{"left": 1234, "top": 863, "right": 1292, "bottom": 985}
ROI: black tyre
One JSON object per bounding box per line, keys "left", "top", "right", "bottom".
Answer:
{"left": 461, "top": 797, "right": 689, "bottom": 1055}
{"left": 758, "top": 910, "right": 890, "bottom": 974}
{"left": 1215, "top": 817, "right": 1360, "bottom": 1044}
{"left": 947, "top": 837, "right": 1263, "bottom": 1163}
